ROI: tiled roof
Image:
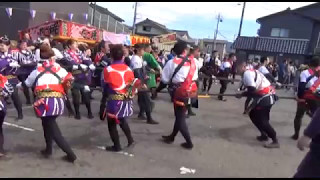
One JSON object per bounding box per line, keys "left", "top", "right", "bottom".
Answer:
{"left": 232, "top": 36, "right": 309, "bottom": 55}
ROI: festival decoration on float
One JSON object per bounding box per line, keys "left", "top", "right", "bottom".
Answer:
{"left": 6, "top": 8, "right": 12, "bottom": 18}
{"left": 30, "top": 10, "right": 36, "bottom": 19}
{"left": 50, "top": 12, "right": 56, "bottom": 20}
{"left": 68, "top": 13, "right": 73, "bottom": 21}
{"left": 130, "top": 35, "right": 150, "bottom": 46}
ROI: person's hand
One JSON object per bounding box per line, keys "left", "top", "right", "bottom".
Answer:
{"left": 9, "top": 62, "right": 20, "bottom": 68}
{"left": 235, "top": 93, "right": 242, "bottom": 99}
{"left": 89, "top": 64, "right": 96, "bottom": 71}
{"left": 83, "top": 85, "right": 90, "bottom": 92}
{"left": 276, "top": 82, "right": 282, "bottom": 87}
{"left": 297, "top": 135, "right": 311, "bottom": 151}
{"left": 296, "top": 97, "right": 306, "bottom": 103}
{"left": 80, "top": 64, "right": 88, "bottom": 70}
{"left": 72, "top": 65, "right": 79, "bottom": 70}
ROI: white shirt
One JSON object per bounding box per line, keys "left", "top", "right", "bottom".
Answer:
{"left": 130, "top": 55, "right": 145, "bottom": 70}
{"left": 306, "top": 76, "right": 318, "bottom": 89}
{"left": 258, "top": 65, "right": 270, "bottom": 75}
{"left": 300, "top": 69, "right": 313, "bottom": 83}
{"left": 243, "top": 70, "right": 271, "bottom": 90}
{"left": 35, "top": 48, "right": 63, "bottom": 62}
{"left": 220, "top": 61, "right": 232, "bottom": 71}
{"left": 197, "top": 57, "right": 204, "bottom": 70}
{"left": 161, "top": 57, "right": 199, "bottom": 84}
{"left": 215, "top": 58, "right": 221, "bottom": 67}
{"left": 25, "top": 62, "right": 68, "bottom": 88}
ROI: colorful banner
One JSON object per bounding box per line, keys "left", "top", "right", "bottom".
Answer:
{"left": 130, "top": 35, "right": 150, "bottom": 46}
{"left": 27, "top": 21, "right": 60, "bottom": 40}
{"left": 103, "top": 31, "right": 130, "bottom": 45}
{"left": 152, "top": 33, "right": 177, "bottom": 44}
{"left": 69, "top": 22, "right": 99, "bottom": 41}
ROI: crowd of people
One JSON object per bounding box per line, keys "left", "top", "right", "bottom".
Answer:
{"left": 0, "top": 31, "right": 319, "bottom": 177}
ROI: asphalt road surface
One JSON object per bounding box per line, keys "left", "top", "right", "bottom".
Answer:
{"left": 0, "top": 80, "right": 308, "bottom": 178}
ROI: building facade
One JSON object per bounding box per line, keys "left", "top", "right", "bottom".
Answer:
{"left": 202, "top": 38, "right": 228, "bottom": 59}
{"left": 232, "top": 2, "right": 320, "bottom": 65}
{"left": 0, "top": 2, "right": 89, "bottom": 40}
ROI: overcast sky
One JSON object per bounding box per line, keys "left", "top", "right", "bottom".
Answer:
{"left": 97, "top": 2, "right": 316, "bottom": 42}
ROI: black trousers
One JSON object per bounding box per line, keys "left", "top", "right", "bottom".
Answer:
{"left": 71, "top": 87, "right": 92, "bottom": 117}
{"left": 65, "top": 93, "right": 74, "bottom": 116}
{"left": 0, "top": 111, "right": 6, "bottom": 153}
{"left": 249, "top": 105, "right": 278, "bottom": 142}
{"left": 293, "top": 102, "right": 307, "bottom": 136}
{"left": 218, "top": 80, "right": 228, "bottom": 100}
{"left": 11, "top": 87, "right": 23, "bottom": 118}
{"left": 137, "top": 91, "right": 152, "bottom": 120}
{"left": 170, "top": 105, "right": 192, "bottom": 144}
{"left": 294, "top": 149, "right": 320, "bottom": 178}
{"left": 202, "top": 77, "right": 213, "bottom": 93}
{"left": 107, "top": 117, "right": 133, "bottom": 149}
{"left": 99, "top": 92, "right": 108, "bottom": 120}
{"left": 18, "top": 75, "right": 32, "bottom": 104}
{"left": 244, "top": 97, "right": 253, "bottom": 112}
{"left": 156, "top": 81, "right": 167, "bottom": 93}
{"left": 41, "top": 116, "right": 76, "bottom": 159}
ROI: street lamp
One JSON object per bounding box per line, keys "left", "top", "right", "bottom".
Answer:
{"left": 238, "top": 2, "right": 246, "bottom": 37}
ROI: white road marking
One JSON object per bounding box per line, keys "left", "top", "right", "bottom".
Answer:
{"left": 3, "top": 122, "right": 35, "bottom": 132}
{"left": 96, "top": 146, "right": 134, "bottom": 157}
{"left": 180, "top": 166, "right": 196, "bottom": 174}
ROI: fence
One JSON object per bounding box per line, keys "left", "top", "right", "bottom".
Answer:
{"left": 88, "top": 7, "right": 131, "bottom": 34}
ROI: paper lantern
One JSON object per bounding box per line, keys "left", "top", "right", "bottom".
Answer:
{"left": 84, "top": 13, "right": 88, "bottom": 21}
{"left": 68, "top": 13, "right": 73, "bottom": 21}
{"left": 6, "top": 8, "right": 12, "bottom": 18}
{"left": 30, "top": 10, "right": 36, "bottom": 19}
{"left": 50, "top": 12, "right": 56, "bottom": 20}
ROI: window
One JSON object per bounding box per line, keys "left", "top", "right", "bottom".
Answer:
{"left": 271, "top": 28, "right": 289, "bottom": 38}
{"left": 143, "top": 26, "right": 152, "bottom": 32}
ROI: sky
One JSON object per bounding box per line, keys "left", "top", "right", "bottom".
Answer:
{"left": 97, "top": 2, "right": 316, "bottom": 42}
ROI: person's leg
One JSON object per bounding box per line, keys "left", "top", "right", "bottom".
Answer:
{"left": 49, "top": 116, "right": 77, "bottom": 162}
{"left": 143, "top": 91, "right": 158, "bottom": 124}
{"left": 162, "top": 104, "right": 183, "bottom": 143}
{"left": 11, "top": 87, "right": 23, "bottom": 120}
{"left": 0, "top": 111, "right": 6, "bottom": 156}
{"left": 249, "top": 108, "right": 268, "bottom": 141}
{"left": 156, "top": 82, "right": 167, "bottom": 93}
{"left": 137, "top": 92, "right": 146, "bottom": 119}
{"left": 19, "top": 75, "right": 31, "bottom": 105}
{"left": 202, "top": 78, "right": 208, "bottom": 92}
{"left": 80, "top": 89, "right": 93, "bottom": 119}
{"left": 65, "top": 94, "right": 74, "bottom": 117}
{"left": 259, "top": 106, "right": 279, "bottom": 148}
{"left": 106, "top": 117, "right": 121, "bottom": 152}
{"left": 207, "top": 77, "right": 213, "bottom": 94}
{"left": 218, "top": 80, "right": 227, "bottom": 101}
{"left": 99, "top": 91, "right": 108, "bottom": 120}
{"left": 243, "top": 97, "right": 252, "bottom": 114}
{"left": 119, "top": 118, "right": 134, "bottom": 147}
{"left": 40, "top": 117, "right": 53, "bottom": 157}
{"left": 291, "top": 102, "right": 306, "bottom": 140}
{"left": 71, "top": 88, "right": 81, "bottom": 119}
{"left": 176, "top": 105, "right": 193, "bottom": 149}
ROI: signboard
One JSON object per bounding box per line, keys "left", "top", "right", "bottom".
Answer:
{"left": 152, "top": 33, "right": 177, "bottom": 45}
{"left": 130, "top": 35, "right": 150, "bottom": 46}
{"left": 20, "top": 19, "right": 102, "bottom": 44}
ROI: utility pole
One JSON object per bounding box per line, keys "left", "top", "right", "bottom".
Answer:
{"left": 132, "top": 2, "right": 138, "bottom": 35}
{"left": 213, "top": 13, "right": 222, "bottom": 52}
{"left": 92, "top": 2, "right": 97, "bottom": 26}
{"left": 238, "top": 2, "right": 246, "bottom": 37}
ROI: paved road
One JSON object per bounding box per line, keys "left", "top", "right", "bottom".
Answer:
{"left": 0, "top": 81, "right": 308, "bottom": 177}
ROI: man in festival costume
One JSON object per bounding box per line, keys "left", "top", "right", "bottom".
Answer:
{"left": 161, "top": 41, "right": 198, "bottom": 150}
{"left": 131, "top": 44, "right": 158, "bottom": 124}
{"left": 291, "top": 56, "right": 320, "bottom": 140}
{"left": 101, "top": 44, "right": 140, "bottom": 152}
{"left": 258, "top": 57, "right": 280, "bottom": 85}
{"left": 200, "top": 51, "right": 218, "bottom": 94}
{"left": 236, "top": 63, "right": 280, "bottom": 148}
{"left": 16, "top": 40, "right": 37, "bottom": 105}
{"left": 62, "top": 39, "right": 96, "bottom": 120}
{"left": 294, "top": 71, "right": 320, "bottom": 177}
{"left": 0, "top": 36, "right": 23, "bottom": 120}
{"left": 0, "top": 74, "right": 15, "bottom": 157}
{"left": 217, "top": 53, "right": 236, "bottom": 101}
{"left": 17, "top": 44, "right": 77, "bottom": 163}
